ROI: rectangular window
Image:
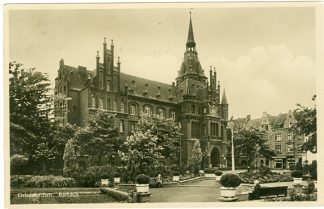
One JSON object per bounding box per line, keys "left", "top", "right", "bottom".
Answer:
{"left": 170, "top": 111, "right": 176, "bottom": 120}
{"left": 130, "top": 105, "right": 136, "bottom": 115}
{"left": 287, "top": 144, "right": 293, "bottom": 153}
{"left": 275, "top": 145, "right": 282, "bottom": 153}
{"left": 287, "top": 133, "right": 293, "bottom": 141}
{"left": 119, "top": 120, "right": 124, "bottom": 133}
{"left": 275, "top": 133, "right": 282, "bottom": 141}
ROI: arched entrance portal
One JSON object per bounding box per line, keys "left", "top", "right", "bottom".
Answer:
{"left": 210, "top": 147, "right": 220, "bottom": 167}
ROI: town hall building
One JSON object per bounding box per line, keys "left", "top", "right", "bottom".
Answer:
{"left": 54, "top": 14, "right": 229, "bottom": 168}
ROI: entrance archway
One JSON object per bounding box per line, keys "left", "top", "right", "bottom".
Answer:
{"left": 210, "top": 147, "right": 220, "bottom": 167}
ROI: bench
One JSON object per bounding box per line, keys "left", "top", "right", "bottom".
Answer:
{"left": 249, "top": 186, "right": 288, "bottom": 200}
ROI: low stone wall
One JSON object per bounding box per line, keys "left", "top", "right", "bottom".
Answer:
{"left": 163, "top": 182, "right": 179, "bottom": 187}
{"left": 100, "top": 187, "right": 129, "bottom": 201}
{"left": 119, "top": 184, "right": 136, "bottom": 193}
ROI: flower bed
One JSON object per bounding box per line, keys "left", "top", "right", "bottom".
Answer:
{"left": 238, "top": 170, "right": 293, "bottom": 184}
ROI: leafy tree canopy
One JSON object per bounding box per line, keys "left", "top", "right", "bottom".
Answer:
{"left": 291, "top": 95, "right": 317, "bottom": 153}
{"left": 74, "top": 111, "right": 124, "bottom": 165}
{"left": 234, "top": 128, "right": 275, "bottom": 166}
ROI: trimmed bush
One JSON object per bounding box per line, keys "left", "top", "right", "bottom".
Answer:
{"left": 291, "top": 170, "right": 303, "bottom": 178}
{"left": 136, "top": 174, "right": 150, "bottom": 184}
{"left": 215, "top": 170, "right": 223, "bottom": 176}
{"left": 113, "top": 172, "right": 121, "bottom": 178}
{"left": 220, "top": 173, "right": 241, "bottom": 188}
{"left": 101, "top": 173, "right": 110, "bottom": 179}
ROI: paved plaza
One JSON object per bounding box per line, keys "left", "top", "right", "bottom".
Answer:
{"left": 150, "top": 180, "right": 221, "bottom": 202}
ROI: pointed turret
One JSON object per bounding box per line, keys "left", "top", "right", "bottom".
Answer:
{"left": 221, "top": 89, "right": 228, "bottom": 104}
{"left": 186, "top": 12, "right": 196, "bottom": 49}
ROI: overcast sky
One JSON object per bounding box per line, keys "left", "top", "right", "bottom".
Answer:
{"left": 8, "top": 5, "right": 316, "bottom": 119}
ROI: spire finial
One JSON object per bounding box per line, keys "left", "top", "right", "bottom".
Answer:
{"left": 117, "top": 56, "right": 120, "bottom": 64}
{"left": 186, "top": 12, "right": 196, "bottom": 48}
{"left": 111, "top": 39, "right": 114, "bottom": 46}
{"left": 104, "top": 37, "right": 106, "bottom": 43}
{"left": 96, "top": 50, "right": 99, "bottom": 58}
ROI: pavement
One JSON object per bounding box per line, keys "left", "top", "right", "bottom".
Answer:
{"left": 150, "top": 180, "right": 221, "bottom": 202}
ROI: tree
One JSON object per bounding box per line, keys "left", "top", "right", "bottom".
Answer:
{"left": 291, "top": 96, "right": 317, "bottom": 153}
{"left": 135, "top": 114, "right": 182, "bottom": 164}
{"left": 189, "top": 139, "right": 203, "bottom": 173}
{"left": 9, "top": 62, "right": 53, "bottom": 172}
{"left": 234, "top": 128, "right": 275, "bottom": 167}
{"left": 63, "top": 139, "right": 78, "bottom": 176}
{"left": 124, "top": 131, "right": 161, "bottom": 172}
{"left": 74, "top": 111, "right": 124, "bottom": 166}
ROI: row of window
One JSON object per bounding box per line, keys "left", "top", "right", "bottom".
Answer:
{"left": 275, "top": 144, "right": 295, "bottom": 153}
{"left": 54, "top": 101, "right": 67, "bottom": 111}
{"left": 91, "top": 95, "right": 176, "bottom": 120}
{"left": 275, "top": 133, "right": 293, "bottom": 142}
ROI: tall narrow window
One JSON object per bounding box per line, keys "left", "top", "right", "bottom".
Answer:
{"left": 119, "top": 120, "right": 124, "bottom": 133}
{"left": 91, "top": 94, "right": 96, "bottom": 108}
{"left": 120, "top": 102, "right": 124, "bottom": 113}
{"left": 287, "top": 133, "right": 293, "bottom": 142}
{"left": 106, "top": 81, "right": 111, "bottom": 91}
{"left": 99, "top": 98, "right": 103, "bottom": 109}
{"left": 130, "top": 104, "right": 136, "bottom": 115}
{"left": 107, "top": 99, "right": 111, "bottom": 110}
{"left": 170, "top": 111, "right": 176, "bottom": 120}
{"left": 113, "top": 100, "right": 117, "bottom": 111}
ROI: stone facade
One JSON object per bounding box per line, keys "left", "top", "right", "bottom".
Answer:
{"left": 231, "top": 111, "right": 304, "bottom": 169}
{"left": 54, "top": 15, "right": 229, "bottom": 167}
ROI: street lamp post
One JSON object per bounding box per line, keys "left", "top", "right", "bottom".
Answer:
{"left": 228, "top": 121, "right": 235, "bottom": 171}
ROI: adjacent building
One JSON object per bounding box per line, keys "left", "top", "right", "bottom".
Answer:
{"left": 54, "top": 14, "right": 229, "bottom": 168}
{"left": 231, "top": 111, "right": 304, "bottom": 169}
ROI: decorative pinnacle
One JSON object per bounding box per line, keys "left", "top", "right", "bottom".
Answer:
{"left": 111, "top": 39, "right": 114, "bottom": 46}
{"left": 117, "top": 56, "right": 120, "bottom": 63}
{"left": 96, "top": 51, "right": 99, "bottom": 58}
{"left": 104, "top": 37, "right": 107, "bottom": 43}
{"left": 210, "top": 66, "right": 212, "bottom": 71}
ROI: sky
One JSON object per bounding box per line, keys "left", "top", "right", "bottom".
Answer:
{"left": 8, "top": 5, "right": 317, "bottom": 119}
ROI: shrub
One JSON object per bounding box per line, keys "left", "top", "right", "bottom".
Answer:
{"left": 136, "top": 174, "right": 150, "bottom": 184}
{"left": 258, "top": 166, "right": 272, "bottom": 176}
{"left": 291, "top": 170, "right": 303, "bottom": 178}
{"left": 101, "top": 173, "right": 110, "bottom": 179}
{"left": 215, "top": 170, "right": 223, "bottom": 176}
{"left": 11, "top": 175, "right": 77, "bottom": 188}
{"left": 220, "top": 173, "right": 241, "bottom": 188}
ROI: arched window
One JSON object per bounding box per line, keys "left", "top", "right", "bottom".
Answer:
{"left": 216, "top": 123, "right": 219, "bottom": 137}
{"left": 120, "top": 102, "right": 125, "bottom": 113}
{"left": 144, "top": 105, "right": 152, "bottom": 115}
{"left": 63, "top": 85, "right": 67, "bottom": 93}
{"left": 157, "top": 107, "right": 165, "bottom": 119}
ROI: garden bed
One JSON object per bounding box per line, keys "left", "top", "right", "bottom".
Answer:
{"left": 238, "top": 168, "right": 293, "bottom": 184}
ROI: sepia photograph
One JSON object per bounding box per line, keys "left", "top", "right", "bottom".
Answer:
{"left": 4, "top": 2, "right": 323, "bottom": 207}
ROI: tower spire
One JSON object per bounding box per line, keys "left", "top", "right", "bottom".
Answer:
{"left": 221, "top": 89, "right": 228, "bottom": 104}
{"left": 186, "top": 12, "right": 196, "bottom": 49}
